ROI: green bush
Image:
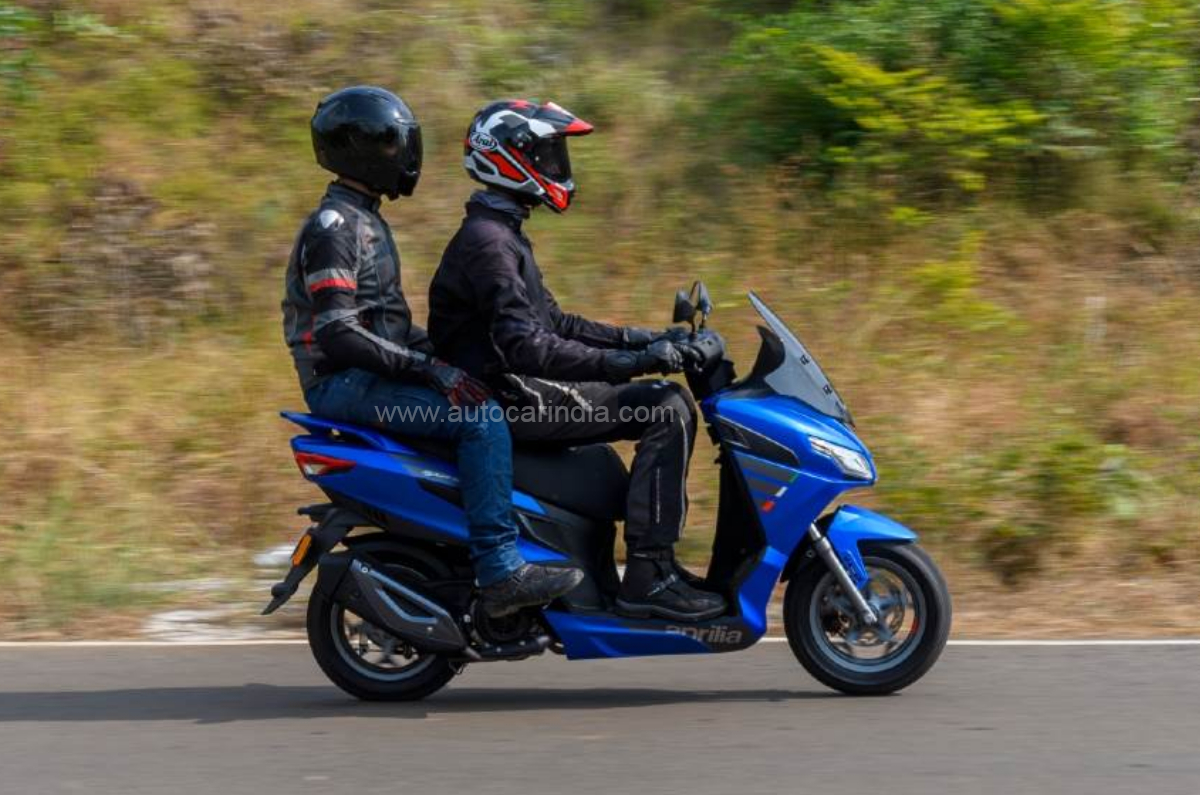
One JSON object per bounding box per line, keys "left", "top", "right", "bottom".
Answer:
{"left": 973, "top": 428, "right": 1135, "bottom": 582}
{"left": 0, "top": 2, "right": 40, "bottom": 102}
{"left": 718, "top": 0, "right": 1200, "bottom": 204}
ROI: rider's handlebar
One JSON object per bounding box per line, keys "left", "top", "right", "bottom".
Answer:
{"left": 685, "top": 329, "right": 726, "bottom": 374}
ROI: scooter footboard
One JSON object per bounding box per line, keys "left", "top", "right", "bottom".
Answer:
{"left": 821, "top": 505, "right": 917, "bottom": 589}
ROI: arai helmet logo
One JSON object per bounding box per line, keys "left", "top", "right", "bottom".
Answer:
{"left": 665, "top": 625, "right": 744, "bottom": 645}
{"left": 469, "top": 132, "right": 498, "bottom": 151}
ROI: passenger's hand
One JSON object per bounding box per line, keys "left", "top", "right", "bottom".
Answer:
{"left": 415, "top": 360, "right": 491, "bottom": 407}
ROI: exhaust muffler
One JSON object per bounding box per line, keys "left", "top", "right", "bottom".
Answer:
{"left": 334, "top": 559, "right": 467, "bottom": 653}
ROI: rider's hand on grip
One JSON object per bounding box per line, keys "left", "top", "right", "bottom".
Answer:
{"left": 620, "top": 327, "right": 657, "bottom": 349}
{"left": 621, "top": 326, "right": 694, "bottom": 350}
{"left": 639, "top": 339, "right": 686, "bottom": 375}
{"left": 658, "top": 326, "right": 694, "bottom": 345}
{"left": 602, "top": 339, "right": 684, "bottom": 382}
{"left": 675, "top": 341, "right": 707, "bottom": 372}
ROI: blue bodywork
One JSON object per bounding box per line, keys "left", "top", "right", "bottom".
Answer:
{"left": 285, "top": 412, "right": 564, "bottom": 564}
{"left": 284, "top": 383, "right": 919, "bottom": 659}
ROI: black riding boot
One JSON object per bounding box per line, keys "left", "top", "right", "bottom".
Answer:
{"left": 617, "top": 549, "right": 726, "bottom": 621}
{"left": 480, "top": 564, "right": 585, "bottom": 618}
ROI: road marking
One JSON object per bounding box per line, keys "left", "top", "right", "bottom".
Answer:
{"left": 946, "top": 639, "right": 1200, "bottom": 647}
{"left": 0, "top": 638, "right": 1199, "bottom": 648}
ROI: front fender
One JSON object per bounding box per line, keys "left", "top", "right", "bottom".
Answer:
{"left": 824, "top": 505, "right": 917, "bottom": 588}
{"left": 783, "top": 505, "right": 917, "bottom": 588}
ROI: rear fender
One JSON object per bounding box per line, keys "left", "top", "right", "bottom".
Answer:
{"left": 782, "top": 505, "right": 917, "bottom": 588}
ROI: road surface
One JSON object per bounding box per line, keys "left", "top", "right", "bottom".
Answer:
{"left": 0, "top": 642, "right": 1197, "bottom": 794}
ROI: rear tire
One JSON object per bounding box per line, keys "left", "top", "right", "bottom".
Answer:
{"left": 306, "top": 547, "right": 460, "bottom": 702}
{"left": 784, "top": 542, "right": 950, "bottom": 695}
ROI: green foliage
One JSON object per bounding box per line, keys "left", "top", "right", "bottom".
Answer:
{"left": 910, "top": 233, "right": 1017, "bottom": 334}
{"left": 51, "top": 9, "right": 123, "bottom": 39}
{"left": 967, "top": 428, "right": 1140, "bottom": 583}
{"left": 720, "top": 0, "right": 1200, "bottom": 204}
{"left": 0, "top": 1, "right": 41, "bottom": 101}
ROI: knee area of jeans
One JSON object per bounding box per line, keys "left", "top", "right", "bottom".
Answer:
{"left": 459, "top": 403, "right": 510, "bottom": 440}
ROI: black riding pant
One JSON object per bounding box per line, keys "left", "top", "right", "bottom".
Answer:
{"left": 498, "top": 377, "right": 698, "bottom": 551}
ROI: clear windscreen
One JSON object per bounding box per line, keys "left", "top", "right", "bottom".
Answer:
{"left": 747, "top": 292, "right": 853, "bottom": 426}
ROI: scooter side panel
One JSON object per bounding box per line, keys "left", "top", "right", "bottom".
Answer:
{"left": 541, "top": 611, "right": 725, "bottom": 659}
{"left": 291, "top": 434, "right": 566, "bottom": 564}
{"left": 732, "top": 545, "right": 787, "bottom": 637}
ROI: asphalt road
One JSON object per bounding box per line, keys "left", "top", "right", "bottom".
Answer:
{"left": 0, "top": 642, "right": 1197, "bottom": 795}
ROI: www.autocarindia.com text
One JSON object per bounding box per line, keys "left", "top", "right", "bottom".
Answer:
{"left": 374, "top": 402, "right": 678, "bottom": 425}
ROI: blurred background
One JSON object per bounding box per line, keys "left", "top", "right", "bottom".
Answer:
{"left": 2, "top": 0, "right": 1199, "bottom": 639}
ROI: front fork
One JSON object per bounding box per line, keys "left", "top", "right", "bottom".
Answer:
{"left": 807, "top": 523, "right": 879, "bottom": 626}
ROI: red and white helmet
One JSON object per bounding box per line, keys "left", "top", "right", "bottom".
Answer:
{"left": 463, "top": 99, "right": 594, "bottom": 213}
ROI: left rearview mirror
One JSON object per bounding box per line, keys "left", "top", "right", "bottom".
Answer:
{"left": 673, "top": 290, "right": 696, "bottom": 325}
{"left": 695, "top": 282, "right": 713, "bottom": 318}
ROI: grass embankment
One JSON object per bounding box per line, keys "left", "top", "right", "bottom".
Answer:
{"left": 2, "top": 0, "right": 1199, "bottom": 636}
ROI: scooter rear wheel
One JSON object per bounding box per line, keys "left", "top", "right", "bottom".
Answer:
{"left": 784, "top": 542, "right": 950, "bottom": 695}
{"left": 306, "top": 554, "right": 459, "bottom": 702}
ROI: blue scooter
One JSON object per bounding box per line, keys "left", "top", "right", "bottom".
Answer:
{"left": 265, "top": 284, "right": 951, "bottom": 700}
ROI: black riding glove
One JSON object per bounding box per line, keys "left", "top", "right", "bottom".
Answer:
{"left": 602, "top": 339, "right": 687, "bottom": 383}
{"left": 410, "top": 360, "right": 491, "bottom": 407}
{"left": 673, "top": 341, "right": 708, "bottom": 371}
{"left": 620, "top": 327, "right": 657, "bottom": 349}
{"left": 658, "top": 326, "right": 694, "bottom": 345}
{"left": 621, "top": 326, "right": 692, "bottom": 349}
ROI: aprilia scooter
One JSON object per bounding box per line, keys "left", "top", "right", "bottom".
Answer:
{"left": 265, "top": 285, "right": 951, "bottom": 700}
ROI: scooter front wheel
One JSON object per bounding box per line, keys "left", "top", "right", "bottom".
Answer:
{"left": 784, "top": 542, "right": 950, "bottom": 695}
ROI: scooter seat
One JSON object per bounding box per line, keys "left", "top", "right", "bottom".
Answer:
{"left": 402, "top": 435, "right": 629, "bottom": 522}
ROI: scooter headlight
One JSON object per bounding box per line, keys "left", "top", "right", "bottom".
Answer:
{"left": 808, "top": 437, "right": 874, "bottom": 480}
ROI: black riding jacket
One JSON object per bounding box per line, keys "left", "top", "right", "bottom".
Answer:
{"left": 428, "top": 194, "right": 627, "bottom": 384}
{"left": 283, "top": 183, "right": 433, "bottom": 392}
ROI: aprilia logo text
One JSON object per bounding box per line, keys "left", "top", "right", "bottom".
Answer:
{"left": 665, "top": 625, "right": 744, "bottom": 645}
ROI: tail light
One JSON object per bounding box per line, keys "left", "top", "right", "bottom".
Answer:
{"left": 293, "top": 451, "right": 356, "bottom": 477}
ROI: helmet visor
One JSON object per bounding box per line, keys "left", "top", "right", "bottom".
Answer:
{"left": 399, "top": 124, "right": 422, "bottom": 175}
{"left": 529, "top": 135, "right": 571, "bottom": 182}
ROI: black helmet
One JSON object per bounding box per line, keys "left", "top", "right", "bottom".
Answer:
{"left": 311, "top": 86, "right": 422, "bottom": 199}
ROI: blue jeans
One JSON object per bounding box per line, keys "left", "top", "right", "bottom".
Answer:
{"left": 305, "top": 369, "right": 524, "bottom": 587}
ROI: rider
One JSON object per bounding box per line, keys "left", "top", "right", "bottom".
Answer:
{"left": 282, "top": 87, "right": 583, "bottom": 617}
{"left": 428, "top": 99, "right": 727, "bottom": 622}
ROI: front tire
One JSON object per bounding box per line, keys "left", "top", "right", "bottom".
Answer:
{"left": 784, "top": 542, "right": 950, "bottom": 695}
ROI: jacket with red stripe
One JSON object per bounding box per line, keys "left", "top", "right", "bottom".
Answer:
{"left": 428, "top": 192, "right": 628, "bottom": 384}
{"left": 282, "top": 182, "right": 432, "bottom": 392}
